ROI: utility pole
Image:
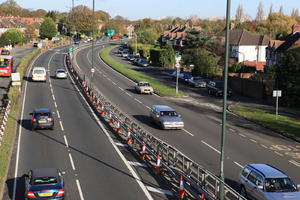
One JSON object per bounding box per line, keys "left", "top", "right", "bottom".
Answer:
{"left": 220, "top": 0, "right": 231, "bottom": 200}
{"left": 91, "top": 0, "right": 95, "bottom": 88}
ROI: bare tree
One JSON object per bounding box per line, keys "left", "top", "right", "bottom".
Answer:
{"left": 279, "top": 6, "right": 284, "bottom": 14}
{"left": 268, "top": 4, "right": 273, "bottom": 16}
{"left": 256, "top": 1, "right": 264, "bottom": 22}
{"left": 291, "top": 8, "right": 299, "bottom": 18}
{"left": 235, "top": 4, "right": 244, "bottom": 23}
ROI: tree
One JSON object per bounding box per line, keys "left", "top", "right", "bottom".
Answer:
{"left": 0, "top": 0, "right": 21, "bottom": 16}
{"left": 276, "top": 49, "right": 300, "bottom": 107}
{"left": 268, "top": 4, "right": 273, "bottom": 16}
{"left": 0, "top": 28, "right": 25, "bottom": 47}
{"left": 24, "top": 24, "right": 38, "bottom": 40}
{"left": 291, "top": 8, "right": 299, "bottom": 19}
{"left": 256, "top": 1, "right": 264, "bottom": 22}
{"left": 137, "top": 29, "right": 158, "bottom": 45}
{"left": 95, "top": 10, "right": 110, "bottom": 22}
{"left": 46, "top": 11, "right": 58, "bottom": 22}
{"left": 279, "top": 6, "right": 284, "bottom": 14}
{"left": 39, "top": 17, "right": 57, "bottom": 39}
{"left": 159, "top": 45, "right": 175, "bottom": 67}
{"left": 236, "top": 4, "right": 244, "bottom": 23}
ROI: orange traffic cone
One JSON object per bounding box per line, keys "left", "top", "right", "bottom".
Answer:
{"left": 116, "top": 120, "right": 122, "bottom": 134}
{"left": 109, "top": 112, "right": 114, "bottom": 124}
{"left": 140, "top": 142, "right": 147, "bottom": 159}
{"left": 155, "top": 155, "right": 161, "bottom": 173}
{"left": 178, "top": 176, "right": 185, "bottom": 198}
{"left": 127, "top": 128, "right": 132, "bottom": 145}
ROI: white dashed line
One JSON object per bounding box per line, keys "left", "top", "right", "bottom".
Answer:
{"left": 250, "top": 139, "right": 257, "bottom": 143}
{"left": 112, "top": 82, "right": 117, "bottom": 85}
{"left": 274, "top": 151, "right": 283, "bottom": 156}
{"left": 63, "top": 135, "right": 69, "bottom": 148}
{"left": 289, "top": 160, "right": 300, "bottom": 167}
{"left": 56, "top": 111, "right": 61, "bottom": 119}
{"left": 229, "top": 128, "right": 235, "bottom": 132}
{"left": 234, "top": 161, "right": 243, "bottom": 168}
{"left": 261, "top": 144, "right": 268, "bottom": 149}
{"left": 107, "top": 78, "right": 111, "bottom": 81}
{"left": 128, "top": 161, "right": 148, "bottom": 168}
{"left": 59, "top": 121, "right": 64, "bottom": 131}
{"left": 145, "top": 106, "right": 151, "bottom": 110}
{"left": 125, "top": 92, "right": 132, "bottom": 97}
{"left": 54, "top": 102, "right": 58, "bottom": 108}
{"left": 76, "top": 179, "right": 85, "bottom": 200}
{"left": 103, "top": 74, "right": 107, "bottom": 77}
{"left": 201, "top": 140, "right": 221, "bottom": 154}
{"left": 118, "top": 87, "right": 124, "bottom": 91}
{"left": 115, "top": 142, "right": 128, "bottom": 147}
{"left": 52, "top": 94, "right": 56, "bottom": 101}
{"left": 69, "top": 153, "right": 76, "bottom": 170}
{"left": 146, "top": 186, "right": 173, "bottom": 196}
{"left": 182, "top": 129, "right": 194, "bottom": 136}
{"left": 134, "top": 98, "right": 142, "bottom": 104}
{"left": 239, "top": 133, "right": 246, "bottom": 137}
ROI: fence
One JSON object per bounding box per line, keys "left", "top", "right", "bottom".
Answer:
{"left": 65, "top": 46, "right": 246, "bottom": 200}
{"left": 0, "top": 101, "right": 11, "bottom": 147}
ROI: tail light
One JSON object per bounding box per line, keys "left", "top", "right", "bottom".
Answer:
{"left": 56, "top": 189, "right": 65, "bottom": 197}
{"left": 49, "top": 117, "right": 54, "bottom": 122}
{"left": 31, "top": 118, "right": 36, "bottom": 122}
{"left": 27, "top": 191, "right": 36, "bottom": 198}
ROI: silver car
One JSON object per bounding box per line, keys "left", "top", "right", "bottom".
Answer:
{"left": 150, "top": 105, "right": 184, "bottom": 130}
{"left": 187, "top": 76, "right": 207, "bottom": 87}
{"left": 238, "top": 164, "right": 300, "bottom": 200}
{"left": 55, "top": 69, "right": 67, "bottom": 79}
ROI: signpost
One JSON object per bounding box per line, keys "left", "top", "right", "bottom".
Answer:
{"left": 175, "top": 63, "right": 180, "bottom": 94}
{"left": 273, "top": 90, "right": 282, "bottom": 120}
{"left": 69, "top": 45, "right": 74, "bottom": 54}
{"left": 11, "top": 72, "right": 21, "bottom": 86}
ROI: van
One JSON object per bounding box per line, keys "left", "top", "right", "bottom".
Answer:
{"left": 32, "top": 67, "right": 47, "bottom": 82}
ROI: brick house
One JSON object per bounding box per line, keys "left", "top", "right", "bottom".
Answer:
{"left": 266, "top": 24, "right": 300, "bottom": 67}
{"left": 161, "top": 25, "right": 187, "bottom": 49}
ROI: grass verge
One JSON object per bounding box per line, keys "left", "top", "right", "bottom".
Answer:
{"left": 0, "top": 49, "right": 41, "bottom": 196}
{"left": 230, "top": 106, "right": 300, "bottom": 141}
{"left": 100, "top": 45, "right": 185, "bottom": 97}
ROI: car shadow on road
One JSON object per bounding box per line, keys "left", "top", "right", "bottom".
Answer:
{"left": 5, "top": 175, "right": 25, "bottom": 200}
{"left": 131, "top": 115, "right": 158, "bottom": 129}
{"left": 17, "top": 119, "right": 32, "bottom": 131}
{"left": 225, "top": 177, "right": 240, "bottom": 192}
{"left": 125, "top": 88, "right": 137, "bottom": 94}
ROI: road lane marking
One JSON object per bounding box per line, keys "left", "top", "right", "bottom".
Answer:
{"left": 63, "top": 135, "right": 69, "bottom": 147}
{"left": 103, "top": 74, "right": 107, "bottom": 77}
{"left": 289, "top": 160, "right": 300, "bottom": 167}
{"left": 68, "top": 73, "right": 154, "bottom": 200}
{"left": 146, "top": 186, "right": 173, "bottom": 196}
{"left": 201, "top": 140, "right": 221, "bottom": 154}
{"left": 134, "top": 98, "right": 142, "bottom": 104}
{"left": 54, "top": 101, "right": 58, "bottom": 108}
{"left": 234, "top": 161, "right": 243, "bottom": 168}
{"left": 115, "top": 142, "right": 128, "bottom": 147}
{"left": 112, "top": 81, "right": 117, "bottom": 85}
{"left": 250, "top": 139, "right": 257, "bottom": 143}
{"left": 76, "top": 179, "right": 85, "bottom": 200}
{"left": 107, "top": 78, "right": 111, "bottom": 81}
{"left": 128, "top": 161, "right": 147, "bottom": 168}
{"left": 59, "top": 121, "right": 64, "bottom": 131}
{"left": 52, "top": 94, "right": 56, "bottom": 101}
{"left": 239, "top": 133, "right": 246, "bottom": 137}
{"left": 125, "top": 92, "right": 132, "bottom": 97}
{"left": 56, "top": 110, "right": 61, "bottom": 119}
{"left": 229, "top": 128, "right": 235, "bottom": 132}
{"left": 146, "top": 105, "right": 151, "bottom": 110}
{"left": 183, "top": 129, "right": 194, "bottom": 136}
{"left": 261, "top": 144, "right": 268, "bottom": 149}
{"left": 118, "top": 87, "right": 124, "bottom": 91}
{"left": 69, "top": 153, "right": 76, "bottom": 170}
{"left": 274, "top": 151, "right": 283, "bottom": 156}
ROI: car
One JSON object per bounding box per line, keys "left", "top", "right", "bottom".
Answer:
{"left": 135, "top": 81, "right": 153, "bottom": 94}
{"left": 180, "top": 72, "right": 192, "bottom": 82}
{"left": 25, "top": 168, "right": 65, "bottom": 200}
{"left": 138, "top": 59, "right": 149, "bottom": 67}
{"left": 32, "top": 67, "right": 47, "bottom": 82}
{"left": 188, "top": 77, "right": 207, "bottom": 87}
{"left": 150, "top": 105, "right": 184, "bottom": 130}
{"left": 33, "top": 42, "right": 39, "bottom": 47}
{"left": 207, "top": 80, "right": 232, "bottom": 97}
{"left": 133, "top": 58, "right": 143, "bottom": 65}
{"left": 74, "top": 40, "right": 80, "bottom": 45}
{"left": 30, "top": 108, "right": 54, "bottom": 130}
{"left": 122, "top": 50, "right": 129, "bottom": 57}
{"left": 126, "top": 54, "right": 135, "bottom": 61}
{"left": 55, "top": 69, "right": 67, "bottom": 79}
{"left": 170, "top": 70, "right": 188, "bottom": 80}
{"left": 238, "top": 164, "right": 300, "bottom": 200}
{"left": 1, "top": 49, "right": 10, "bottom": 55}
{"left": 117, "top": 47, "right": 124, "bottom": 54}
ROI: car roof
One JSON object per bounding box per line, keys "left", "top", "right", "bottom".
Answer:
{"left": 152, "top": 105, "right": 175, "bottom": 111}
{"left": 138, "top": 81, "right": 150, "bottom": 84}
{"left": 34, "top": 108, "right": 51, "bottom": 113}
{"left": 31, "top": 168, "right": 58, "bottom": 179}
{"left": 0, "top": 55, "right": 12, "bottom": 59}
{"left": 33, "top": 67, "right": 46, "bottom": 70}
{"left": 247, "top": 164, "right": 288, "bottom": 178}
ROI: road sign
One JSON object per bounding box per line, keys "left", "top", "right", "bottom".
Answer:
{"left": 69, "top": 45, "right": 74, "bottom": 54}
{"left": 91, "top": 68, "right": 95, "bottom": 73}
{"left": 273, "top": 90, "right": 282, "bottom": 97}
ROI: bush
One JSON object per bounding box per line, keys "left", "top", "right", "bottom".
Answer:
{"left": 149, "top": 45, "right": 175, "bottom": 67}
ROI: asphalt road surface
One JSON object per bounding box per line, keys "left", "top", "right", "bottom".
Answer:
{"left": 75, "top": 43, "right": 300, "bottom": 190}
{"left": 3, "top": 45, "right": 172, "bottom": 200}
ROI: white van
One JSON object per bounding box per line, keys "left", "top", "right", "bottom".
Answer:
{"left": 32, "top": 67, "right": 47, "bottom": 82}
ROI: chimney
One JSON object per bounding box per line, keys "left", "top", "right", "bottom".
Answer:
{"left": 292, "top": 24, "right": 300, "bottom": 34}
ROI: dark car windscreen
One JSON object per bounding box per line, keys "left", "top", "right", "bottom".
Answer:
{"left": 264, "top": 177, "right": 298, "bottom": 192}
{"left": 160, "top": 111, "right": 178, "bottom": 117}
{"left": 33, "top": 177, "right": 58, "bottom": 185}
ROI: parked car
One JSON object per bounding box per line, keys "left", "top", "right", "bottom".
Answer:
{"left": 238, "top": 164, "right": 300, "bottom": 200}
{"left": 25, "top": 168, "right": 65, "bottom": 200}
{"left": 207, "top": 80, "right": 232, "bottom": 97}
{"left": 1, "top": 49, "right": 10, "bottom": 55}
{"left": 117, "top": 47, "right": 124, "bottom": 54}
{"left": 133, "top": 58, "right": 143, "bottom": 65}
{"left": 74, "top": 40, "right": 80, "bottom": 45}
{"left": 150, "top": 105, "right": 184, "bottom": 130}
{"left": 138, "top": 59, "right": 149, "bottom": 67}
{"left": 135, "top": 81, "right": 153, "bottom": 94}
{"left": 122, "top": 50, "right": 129, "bottom": 57}
{"left": 30, "top": 108, "right": 54, "bottom": 130}
{"left": 170, "top": 70, "right": 184, "bottom": 79}
{"left": 126, "top": 54, "right": 135, "bottom": 61}
{"left": 188, "top": 77, "right": 207, "bottom": 88}
{"left": 55, "top": 69, "right": 67, "bottom": 79}
{"left": 32, "top": 67, "right": 47, "bottom": 82}
{"left": 180, "top": 72, "right": 192, "bottom": 82}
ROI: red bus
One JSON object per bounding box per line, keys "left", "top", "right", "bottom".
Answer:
{"left": 111, "top": 34, "right": 123, "bottom": 40}
{"left": 0, "top": 55, "right": 13, "bottom": 77}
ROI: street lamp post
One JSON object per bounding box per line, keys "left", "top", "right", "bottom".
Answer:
{"left": 220, "top": 0, "right": 231, "bottom": 200}
{"left": 91, "top": 0, "right": 95, "bottom": 88}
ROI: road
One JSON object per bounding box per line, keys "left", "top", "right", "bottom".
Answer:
{"left": 75, "top": 42, "right": 300, "bottom": 190}
{"left": 3, "top": 45, "right": 172, "bottom": 200}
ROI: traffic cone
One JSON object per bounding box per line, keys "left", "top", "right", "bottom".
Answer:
{"left": 140, "top": 142, "right": 147, "bottom": 159}
{"left": 178, "top": 176, "right": 185, "bottom": 198}
{"left": 96, "top": 103, "right": 101, "bottom": 110}
{"left": 155, "top": 155, "right": 161, "bottom": 173}
{"left": 116, "top": 120, "right": 122, "bottom": 134}
{"left": 127, "top": 128, "right": 132, "bottom": 145}
{"left": 92, "top": 97, "right": 97, "bottom": 104}
{"left": 200, "top": 193, "right": 205, "bottom": 200}
{"left": 109, "top": 112, "right": 114, "bottom": 124}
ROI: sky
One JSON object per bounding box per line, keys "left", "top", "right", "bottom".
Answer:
{"left": 2, "top": 0, "right": 300, "bottom": 20}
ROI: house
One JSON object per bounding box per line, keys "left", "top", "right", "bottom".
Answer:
{"left": 215, "top": 29, "right": 269, "bottom": 71}
{"left": 161, "top": 25, "right": 187, "bottom": 49}
{"left": 266, "top": 24, "right": 300, "bottom": 67}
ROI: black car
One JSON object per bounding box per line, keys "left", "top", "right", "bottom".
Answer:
{"left": 207, "top": 80, "right": 233, "bottom": 97}
{"left": 25, "top": 168, "right": 65, "bottom": 200}
{"left": 30, "top": 108, "right": 54, "bottom": 130}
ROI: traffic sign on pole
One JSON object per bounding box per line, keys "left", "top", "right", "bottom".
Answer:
{"left": 69, "top": 45, "right": 74, "bottom": 54}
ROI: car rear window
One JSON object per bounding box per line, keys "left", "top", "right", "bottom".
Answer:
{"left": 34, "top": 112, "right": 51, "bottom": 118}
{"left": 56, "top": 70, "right": 65, "bottom": 73}
{"left": 33, "top": 69, "right": 45, "bottom": 74}
{"left": 33, "top": 177, "right": 58, "bottom": 185}
{"left": 160, "top": 111, "right": 178, "bottom": 117}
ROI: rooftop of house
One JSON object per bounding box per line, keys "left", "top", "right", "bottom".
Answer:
{"left": 0, "top": 16, "right": 43, "bottom": 28}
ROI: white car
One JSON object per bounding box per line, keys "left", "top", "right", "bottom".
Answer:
{"left": 55, "top": 69, "right": 67, "bottom": 79}
{"left": 32, "top": 67, "right": 47, "bottom": 82}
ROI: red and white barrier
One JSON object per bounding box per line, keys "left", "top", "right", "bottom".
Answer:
{"left": 155, "top": 155, "right": 161, "bottom": 173}
{"left": 116, "top": 120, "right": 122, "bottom": 134}
{"left": 127, "top": 128, "right": 132, "bottom": 144}
{"left": 140, "top": 142, "right": 147, "bottom": 159}
{"left": 178, "top": 176, "right": 185, "bottom": 198}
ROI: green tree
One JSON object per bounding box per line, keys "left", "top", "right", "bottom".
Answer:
{"left": 0, "top": 28, "right": 25, "bottom": 47}
{"left": 39, "top": 17, "right": 57, "bottom": 39}
{"left": 159, "top": 45, "right": 175, "bottom": 67}
{"left": 137, "top": 29, "right": 158, "bottom": 45}
{"left": 46, "top": 10, "right": 58, "bottom": 22}
{"left": 276, "top": 49, "right": 300, "bottom": 107}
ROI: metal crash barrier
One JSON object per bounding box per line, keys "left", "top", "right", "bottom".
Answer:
{"left": 65, "top": 49, "right": 246, "bottom": 200}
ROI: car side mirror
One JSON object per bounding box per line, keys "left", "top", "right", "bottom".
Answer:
{"left": 257, "top": 185, "right": 263, "bottom": 190}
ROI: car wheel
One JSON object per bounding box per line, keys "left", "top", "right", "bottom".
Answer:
{"left": 240, "top": 186, "right": 247, "bottom": 198}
